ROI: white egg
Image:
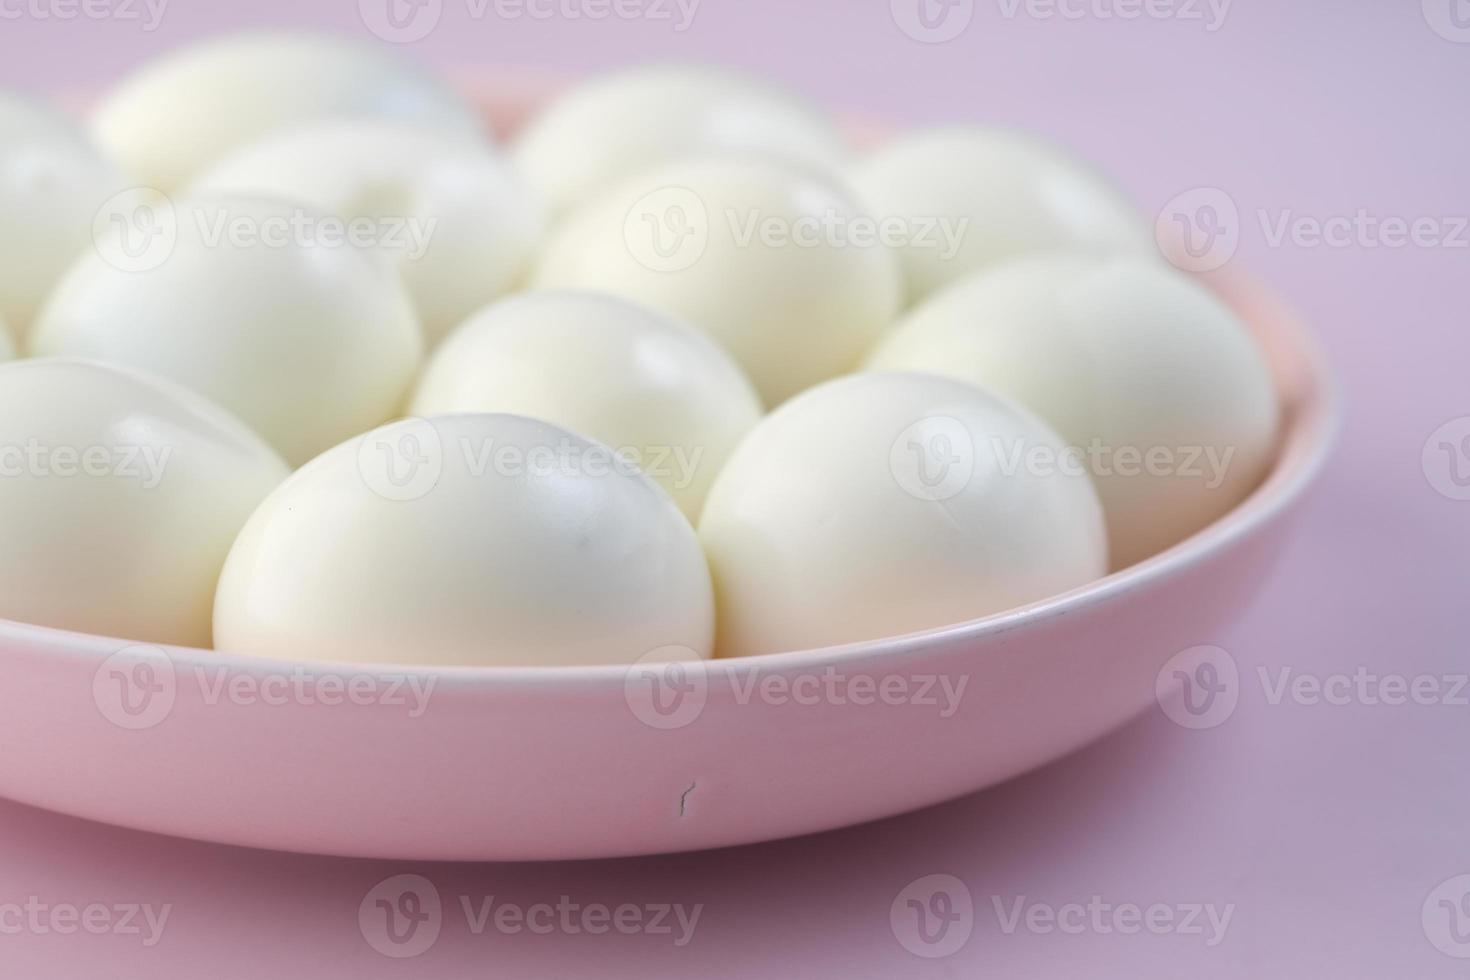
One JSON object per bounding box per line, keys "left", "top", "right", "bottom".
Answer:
{"left": 866, "top": 254, "right": 1279, "bottom": 569}
{"left": 92, "top": 33, "right": 483, "bottom": 192}
{"left": 0, "top": 358, "right": 288, "bottom": 647}
{"left": 0, "top": 92, "right": 122, "bottom": 345}
{"left": 513, "top": 65, "right": 848, "bottom": 217}
{"left": 30, "top": 195, "right": 424, "bottom": 467}
{"left": 699, "top": 372, "right": 1107, "bottom": 658}
{"left": 411, "top": 291, "right": 763, "bottom": 520}
{"left": 192, "top": 119, "right": 543, "bottom": 345}
{"left": 214, "top": 414, "right": 714, "bottom": 667}
{"left": 536, "top": 158, "right": 902, "bottom": 406}
{"left": 848, "top": 126, "right": 1153, "bottom": 305}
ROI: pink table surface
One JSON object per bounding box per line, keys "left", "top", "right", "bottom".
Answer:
{"left": 1, "top": 0, "right": 1466, "bottom": 976}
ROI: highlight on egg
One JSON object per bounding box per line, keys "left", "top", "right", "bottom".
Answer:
{"left": 0, "top": 93, "right": 122, "bottom": 346}
{"left": 866, "top": 253, "right": 1280, "bottom": 569}
{"left": 535, "top": 156, "right": 903, "bottom": 406}
{"left": 699, "top": 372, "right": 1109, "bottom": 658}
{"left": 29, "top": 194, "right": 425, "bottom": 468}
{"left": 848, "top": 126, "right": 1153, "bottom": 305}
{"left": 512, "top": 64, "right": 848, "bottom": 218}
{"left": 192, "top": 118, "right": 545, "bottom": 346}
{"left": 411, "top": 290, "right": 763, "bottom": 521}
{"left": 212, "top": 414, "right": 715, "bottom": 668}
{"left": 0, "top": 358, "right": 288, "bottom": 648}
{"left": 91, "top": 32, "right": 483, "bottom": 192}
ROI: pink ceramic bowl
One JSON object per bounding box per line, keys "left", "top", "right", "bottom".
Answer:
{"left": 0, "top": 82, "right": 1337, "bottom": 861}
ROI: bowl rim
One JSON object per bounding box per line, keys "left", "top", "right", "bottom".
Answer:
{"left": 0, "top": 263, "right": 1339, "bottom": 686}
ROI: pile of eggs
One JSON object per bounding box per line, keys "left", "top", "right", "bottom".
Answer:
{"left": 0, "top": 34, "right": 1279, "bottom": 667}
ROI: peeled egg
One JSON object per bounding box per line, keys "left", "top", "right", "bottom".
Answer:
{"left": 866, "top": 254, "right": 1279, "bottom": 569}
{"left": 213, "top": 414, "right": 714, "bottom": 667}
{"left": 30, "top": 195, "right": 424, "bottom": 467}
{"left": 411, "top": 291, "right": 763, "bottom": 520}
{"left": 848, "top": 126, "right": 1152, "bottom": 305}
{"left": 0, "top": 358, "right": 288, "bottom": 647}
{"left": 699, "top": 372, "right": 1107, "bottom": 658}
{"left": 92, "top": 33, "right": 482, "bottom": 191}
{"left": 0, "top": 93, "right": 122, "bottom": 345}
{"left": 192, "top": 119, "right": 543, "bottom": 345}
{"left": 536, "top": 158, "right": 902, "bottom": 406}
{"left": 513, "top": 65, "right": 848, "bottom": 217}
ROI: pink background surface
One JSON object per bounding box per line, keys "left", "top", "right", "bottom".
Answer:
{"left": 0, "top": 0, "right": 1465, "bottom": 975}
